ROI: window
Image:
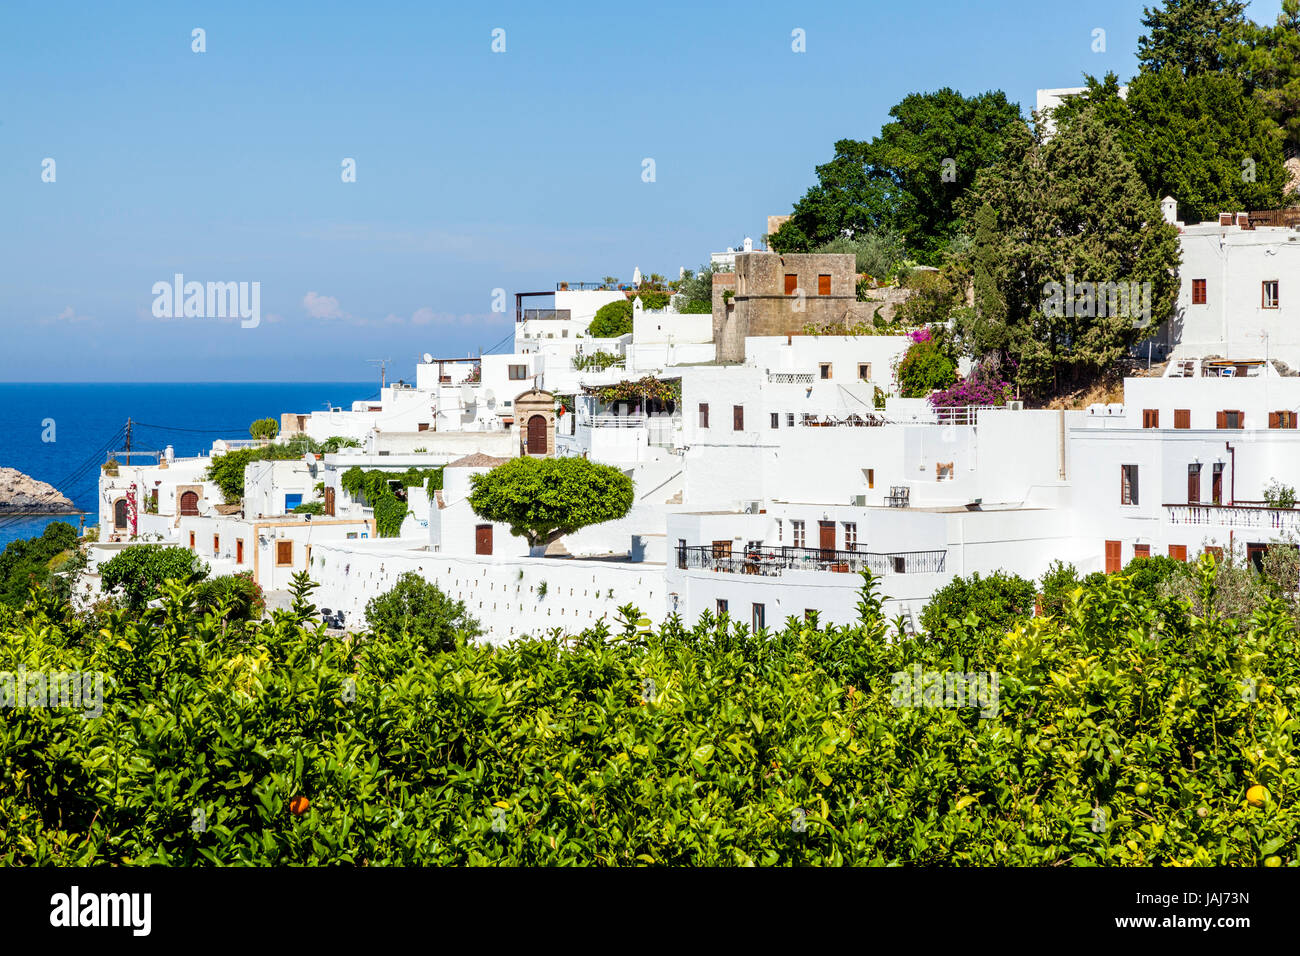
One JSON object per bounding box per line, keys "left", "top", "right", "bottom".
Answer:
{"left": 858, "top": 363, "right": 871, "bottom": 381}
{"left": 236, "top": 539, "right": 244, "bottom": 564}
{"left": 189, "top": 531, "right": 195, "bottom": 549}
{"left": 1105, "top": 540, "right": 1122, "bottom": 574}
{"left": 784, "top": 274, "right": 798, "bottom": 295}
{"left": 284, "top": 493, "right": 303, "bottom": 511}
{"left": 711, "top": 540, "right": 732, "bottom": 559}
{"left": 770, "top": 412, "right": 779, "bottom": 429}
{"left": 752, "top": 603, "right": 766, "bottom": 631}
{"left": 843, "top": 522, "right": 858, "bottom": 551}
{"left": 716, "top": 599, "right": 729, "bottom": 616}
{"left": 817, "top": 274, "right": 831, "bottom": 296}
{"left": 1262, "top": 280, "right": 1279, "bottom": 309}
{"left": 776, "top": 519, "right": 783, "bottom": 542}
{"left": 276, "top": 540, "right": 293, "bottom": 566}
{"left": 1169, "top": 544, "right": 1187, "bottom": 562}
{"left": 791, "top": 520, "right": 805, "bottom": 548}
{"left": 733, "top": 405, "right": 744, "bottom": 431}
{"left": 819, "top": 363, "right": 832, "bottom": 380}
{"left": 936, "top": 462, "right": 954, "bottom": 481}
{"left": 1121, "top": 464, "right": 1139, "bottom": 505}
{"left": 677, "top": 538, "right": 687, "bottom": 569}
{"left": 508, "top": 364, "right": 528, "bottom": 380}
{"left": 1247, "top": 543, "right": 1269, "bottom": 573}
{"left": 1192, "top": 279, "right": 1207, "bottom": 304}
{"left": 1142, "top": 409, "right": 1159, "bottom": 428}
{"left": 746, "top": 540, "right": 763, "bottom": 556}
{"left": 213, "top": 534, "right": 220, "bottom": 555}
{"left": 1212, "top": 463, "right": 1224, "bottom": 504}
{"left": 786, "top": 412, "right": 795, "bottom": 427}
{"left": 1174, "top": 408, "right": 1191, "bottom": 429}
{"left": 1206, "top": 545, "right": 1224, "bottom": 563}
{"left": 1269, "top": 411, "right": 1297, "bottom": 429}
{"left": 865, "top": 468, "right": 875, "bottom": 489}
{"left": 698, "top": 403, "right": 709, "bottom": 428}
{"left": 1216, "top": 410, "right": 1244, "bottom": 429}
{"left": 1133, "top": 544, "right": 1151, "bottom": 559}
{"left": 1187, "top": 463, "right": 1201, "bottom": 503}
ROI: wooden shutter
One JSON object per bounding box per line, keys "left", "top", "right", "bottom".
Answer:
{"left": 733, "top": 405, "right": 744, "bottom": 430}
{"left": 236, "top": 539, "right": 244, "bottom": 564}
{"left": 1168, "top": 544, "right": 1187, "bottom": 562}
{"left": 1133, "top": 544, "right": 1150, "bottom": 559}
{"left": 1143, "top": 409, "right": 1159, "bottom": 428}
{"left": 1187, "top": 466, "right": 1200, "bottom": 503}
{"left": 817, "top": 274, "right": 831, "bottom": 295}
{"left": 1174, "top": 409, "right": 1190, "bottom": 429}
{"left": 1216, "top": 410, "right": 1227, "bottom": 429}
{"left": 784, "top": 274, "right": 798, "bottom": 295}
{"left": 1105, "top": 540, "right": 1122, "bottom": 574}
{"left": 276, "top": 541, "right": 293, "bottom": 565}
{"left": 324, "top": 486, "right": 336, "bottom": 516}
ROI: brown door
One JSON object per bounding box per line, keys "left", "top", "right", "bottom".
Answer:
{"left": 818, "top": 520, "right": 836, "bottom": 558}
{"left": 1212, "top": 466, "right": 1223, "bottom": 505}
{"left": 784, "top": 274, "right": 798, "bottom": 295}
{"left": 527, "top": 415, "right": 547, "bottom": 455}
{"left": 236, "top": 539, "right": 244, "bottom": 564}
{"left": 179, "top": 490, "right": 199, "bottom": 515}
{"left": 1187, "top": 464, "right": 1200, "bottom": 503}
{"left": 324, "top": 486, "right": 336, "bottom": 516}
{"left": 113, "top": 498, "right": 128, "bottom": 529}
{"left": 475, "top": 524, "right": 493, "bottom": 555}
{"left": 1105, "top": 540, "right": 1122, "bottom": 574}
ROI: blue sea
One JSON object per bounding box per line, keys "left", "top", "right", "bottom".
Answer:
{"left": 0, "top": 383, "right": 377, "bottom": 549}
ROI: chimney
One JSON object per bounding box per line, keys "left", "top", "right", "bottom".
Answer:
{"left": 1160, "top": 196, "right": 1178, "bottom": 225}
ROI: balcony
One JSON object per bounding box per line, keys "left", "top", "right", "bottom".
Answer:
{"left": 767, "top": 371, "right": 815, "bottom": 384}
{"left": 521, "top": 309, "right": 572, "bottom": 322}
{"left": 678, "top": 544, "right": 946, "bottom": 577}
{"left": 1165, "top": 503, "right": 1300, "bottom": 532}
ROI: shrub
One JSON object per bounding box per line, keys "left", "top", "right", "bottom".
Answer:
{"left": 588, "top": 299, "right": 633, "bottom": 338}
{"left": 896, "top": 339, "right": 957, "bottom": 398}
{"left": 249, "top": 418, "right": 279, "bottom": 440}
{"left": 1264, "top": 480, "right": 1297, "bottom": 510}
{"left": 929, "top": 361, "right": 1015, "bottom": 408}
{"left": 364, "top": 571, "right": 481, "bottom": 653}
{"left": 193, "top": 571, "right": 265, "bottom": 622}
{"left": 1039, "top": 560, "right": 1081, "bottom": 617}
{"left": 919, "top": 570, "right": 1036, "bottom": 642}
{"left": 637, "top": 291, "right": 669, "bottom": 310}
{"left": 98, "top": 545, "right": 208, "bottom": 610}
{"left": 0, "top": 522, "right": 80, "bottom": 608}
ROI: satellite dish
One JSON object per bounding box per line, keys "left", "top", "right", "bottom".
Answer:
{"left": 461, "top": 385, "right": 476, "bottom": 405}
{"left": 423, "top": 352, "right": 433, "bottom": 364}
{"left": 484, "top": 388, "right": 496, "bottom": 405}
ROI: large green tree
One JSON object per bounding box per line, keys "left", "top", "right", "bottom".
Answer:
{"left": 1243, "top": 0, "right": 1300, "bottom": 154}
{"left": 364, "top": 571, "right": 482, "bottom": 653}
{"left": 961, "top": 110, "right": 1182, "bottom": 398}
{"left": 1050, "top": 69, "right": 1289, "bottom": 224}
{"left": 771, "top": 90, "right": 1026, "bottom": 263}
{"left": 1137, "top": 0, "right": 1251, "bottom": 76}
{"left": 467, "top": 457, "right": 634, "bottom": 552}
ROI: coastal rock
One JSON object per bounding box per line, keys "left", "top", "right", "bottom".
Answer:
{"left": 0, "top": 467, "right": 76, "bottom": 513}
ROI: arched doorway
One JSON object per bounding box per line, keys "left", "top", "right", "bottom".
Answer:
{"left": 527, "top": 415, "right": 548, "bottom": 455}
{"left": 113, "top": 498, "right": 128, "bottom": 530}
{"left": 179, "top": 490, "right": 199, "bottom": 515}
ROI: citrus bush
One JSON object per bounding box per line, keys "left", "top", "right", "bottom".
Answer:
{"left": 1, "top": 558, "right": 1297, "bottom": 865}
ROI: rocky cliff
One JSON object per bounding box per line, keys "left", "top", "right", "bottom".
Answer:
{"left": 0, "top": 467, "right": 76, "bottom": 513}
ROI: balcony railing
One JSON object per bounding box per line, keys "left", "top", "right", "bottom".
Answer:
{"left": 767, "top": 371, "right": 815, "bottom": 384}
{"left": 1165, "top": 503, "right": 1300, "bottom": 532}
{"left": 521, "top": 309, "right": 572, "bottom": 321}
{"left": 678, "top": 544, "right": 946, "bottom": 576}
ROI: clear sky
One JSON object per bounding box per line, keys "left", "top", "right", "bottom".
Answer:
{"left": 0, "top": 0, "right": 1284, "bottom": 382}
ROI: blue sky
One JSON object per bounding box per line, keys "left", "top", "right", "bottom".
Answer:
{"left": 0, "top": 0, "right": 1284, "bottom": 382}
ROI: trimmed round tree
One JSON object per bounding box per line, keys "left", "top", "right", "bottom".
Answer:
{"left": 467, "top": 457, "right": 634, "bottom": 555}
{"left": 249, "top": 417, "right": 279, "bottom": 440}
{"left": 588, "top": 299, "right": 633, "bottom": 338}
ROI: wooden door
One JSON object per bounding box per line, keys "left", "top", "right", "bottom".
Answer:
{"left": 179, "top": 490, "right": 199, "bottom": 515}
{"left": 324, "top": 486, "right": 336, "bottom": 516}
{"left": 1105, "top": 540, "right": 1122, "bottom": 574}
{"left": 113, "top": 498, "right": 128, "bottom": 529}
{"left": 527, "top": 415, "right": 547, "bottom": 455}
{"left": 1212, "top": 467, "right": 1223, "bottom": 505}
{"left": 818, "top": 521, "right": 836, "bottom": 558}
{"left": 1187, "top": 465, "right": 1200, "bottom": 503}
{"left": 236, "top": 539, "right": 244, "bottom": 564}
{"left": 475, "top": 524, "right": 493, "bottom": 555}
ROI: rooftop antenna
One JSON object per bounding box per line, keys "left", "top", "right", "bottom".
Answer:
{"left": 367, "top": 358, "right": 391, "bottom": 390}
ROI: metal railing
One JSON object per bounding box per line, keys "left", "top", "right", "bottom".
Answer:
{"left": 677, "top": 544, "right": 946, "bottom": 576}
{"left": 1165, "top": 503, "right": 1300, "bottom": 532}
{"left": 521, "top": 309, "right": 572, "bottom": 321}
{"left": 767, "top": 371, "right": 815, "bottom": 384}
{"left": 797, "top": 412, "right": 892, "bottom": 427}
{"left": 933, "top": 406, "right": 1000, "bottom": 426}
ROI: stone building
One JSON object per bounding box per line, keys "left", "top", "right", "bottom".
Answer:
{"left": 711, "top": 251, "right": 857, "bottom": 362}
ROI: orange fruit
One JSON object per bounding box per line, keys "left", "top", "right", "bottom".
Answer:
{"left": 289, "top": 795, "right": 310, "bottom": 815}
{"left": 1246, "top": 785, "right": 1270, "bottom": 807}
{"left": 1135, "top": 782, "right": 1150, "bottom": 797}
{"left": 1264, "top": 856, "right": 1282, "bottom": 868}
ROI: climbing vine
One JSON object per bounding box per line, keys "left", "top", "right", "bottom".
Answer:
{"left": 339, "top": 466, "right": 443, "bottom": 538}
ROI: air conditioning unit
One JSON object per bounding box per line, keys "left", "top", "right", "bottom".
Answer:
{"left": 742, "top": 500, "right": 761, "bottom": 514}
{"left": 1007, "top": 400, "right": 1024, "bottom": 411}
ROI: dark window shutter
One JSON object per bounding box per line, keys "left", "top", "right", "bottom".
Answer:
{"left": 1270, "top": 412, "right": 1280, "bottom": 429}
{"left": 1216, "top": 411, "right": 1227, "bottom": 429}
